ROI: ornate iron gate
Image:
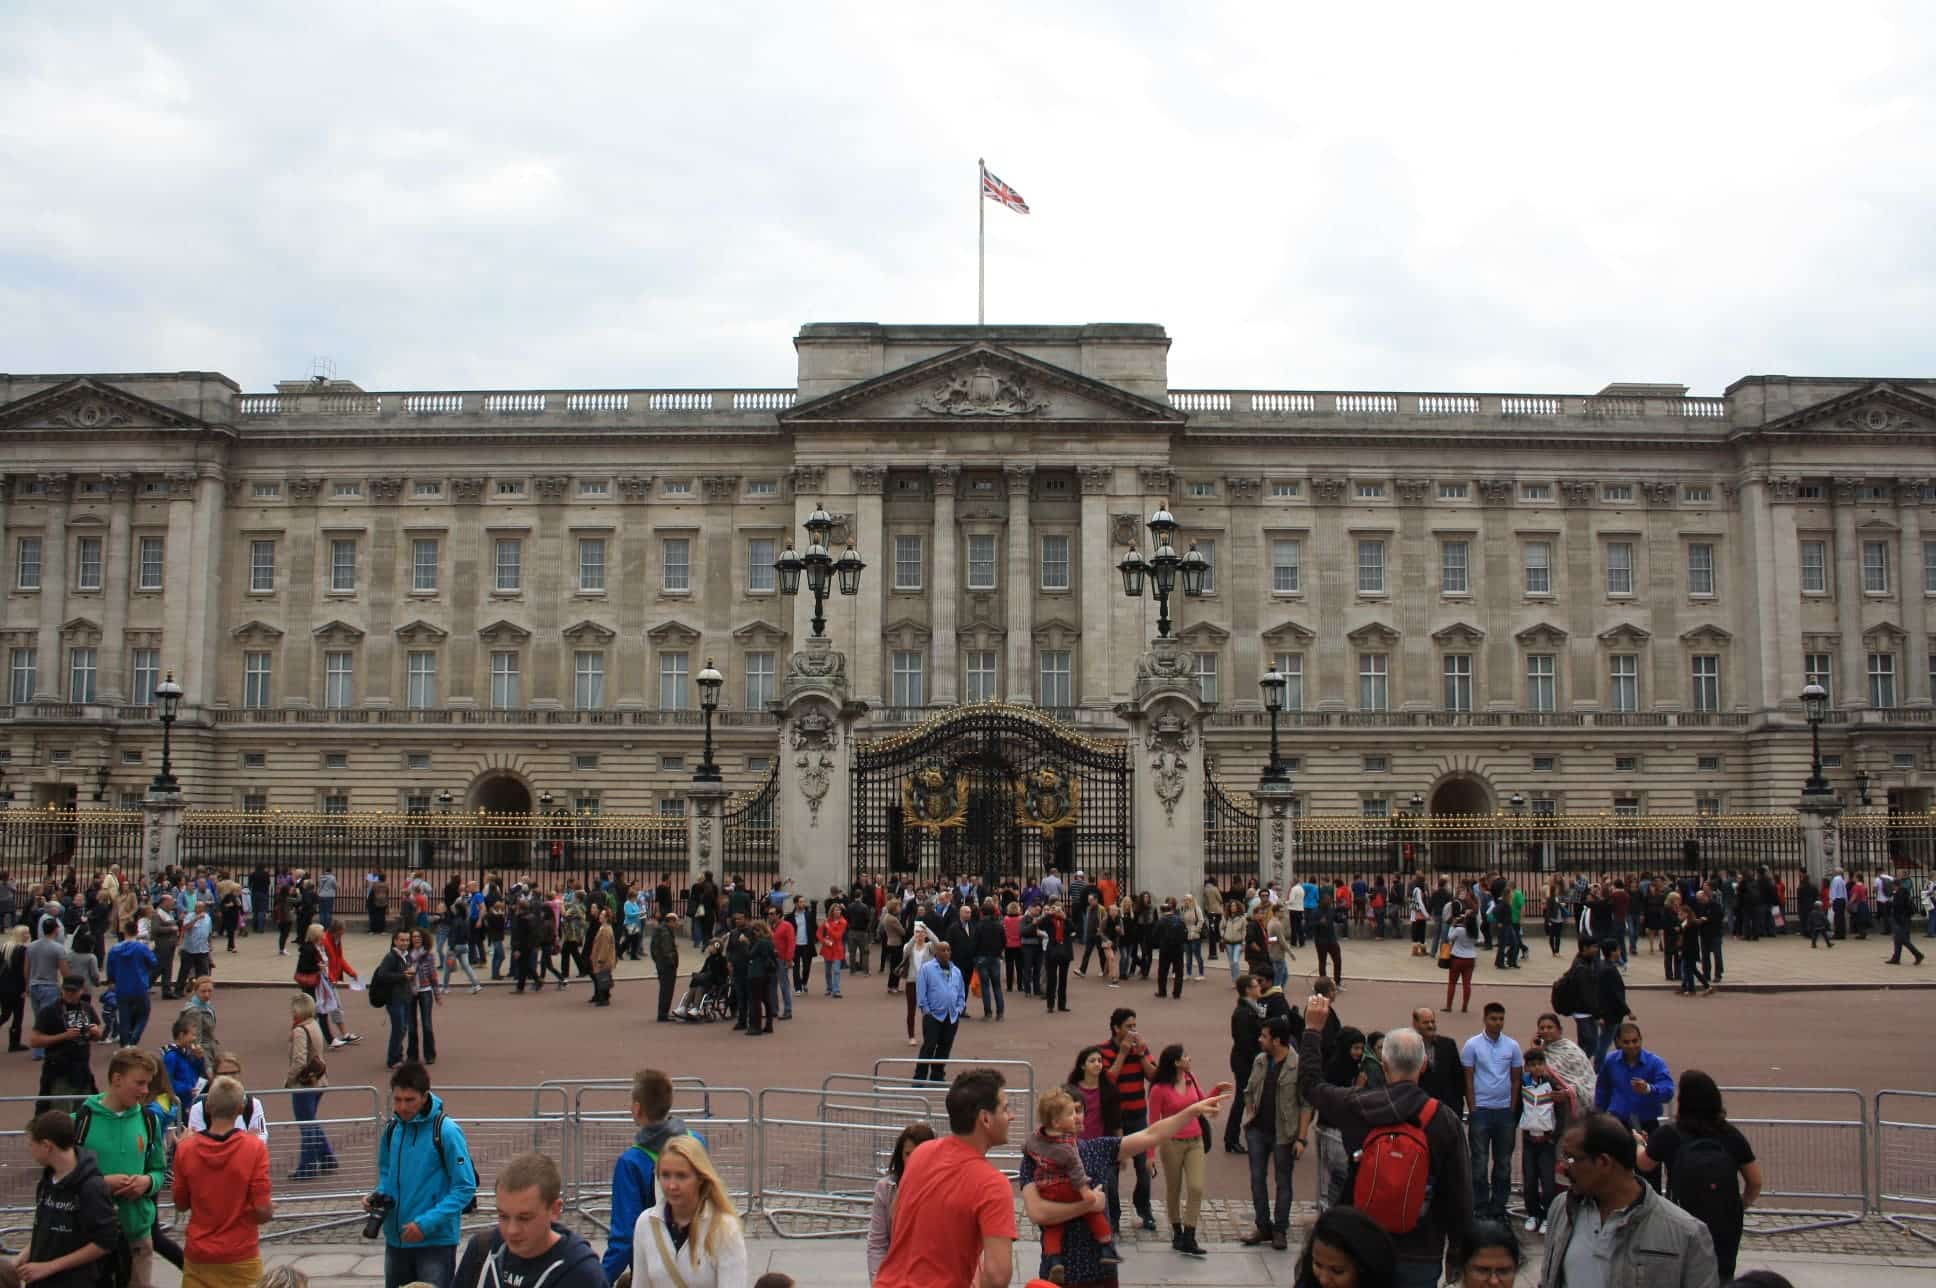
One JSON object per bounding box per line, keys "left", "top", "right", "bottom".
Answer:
{"left": 1204, "top": 763, "right": 1258, "bottom": 887}
{"left": 851, "top": 706, "right": 1132, "bottom": 887}
{"left": 720, "top": 764, "right": 780, "bottom": 885}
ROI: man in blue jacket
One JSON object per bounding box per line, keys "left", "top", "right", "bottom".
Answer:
{"left": 365, "top": 1062, "right": 477, "bottom": 1288}
{"left": 1593, "top": 1021, "right": 1675, "bottom": 1131}
{"left": 600, "top": 1068, "right": 704, "bottom": 1283}
{"left": 104, "top": 931, "right": 158, "bottom": 1047}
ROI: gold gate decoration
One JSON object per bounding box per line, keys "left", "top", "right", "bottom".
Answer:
{"left": 901, "top": 764, "right": 969, "bottom": 833}
{"left": 1014, "top": 766, "right": 1081, "bottom": 836}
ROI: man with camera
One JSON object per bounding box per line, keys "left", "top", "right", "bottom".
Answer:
{"left": 362, "top": 1061, "right": 477, "bottom": 1288}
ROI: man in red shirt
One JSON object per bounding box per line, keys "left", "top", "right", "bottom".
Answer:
{"left": 768, "top": 908, "right": 796, "bottom": 1021}
{"left": 171, "top": 1075, "right": 273, "bottom": 1287}
{"left": 876, "top": 1069, "right": 1018, "bottom": 1288}
{"left": 1099, "top": 1007, "right": 1156, "bottom": 1231}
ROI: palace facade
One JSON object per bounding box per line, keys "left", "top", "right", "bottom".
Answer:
{"left": 2, "top": 322, "right": 1933, "bottom": 823}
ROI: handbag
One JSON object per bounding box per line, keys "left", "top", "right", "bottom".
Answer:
{"left": 648, "top": 1217, "right": 694, "bottom": 1288}
{"left": 1437, "top": 941, "right": 1453, "bottom": 970}
{"left": 294, "top": 970, "right": 320, "bottom": 988}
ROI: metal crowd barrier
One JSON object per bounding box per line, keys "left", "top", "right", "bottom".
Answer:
{"left": 1716, "top": 1086, "right": 1867, "bottom": 1233}
{"left": 568, "top": 1081, "right": 757, "bottom": 1230}
{"left": 1876, "top": 1089, "right": 1936, "bottom": 1247}
{"left": 757, "top": 1086, "right": 934, "bottom": 1239}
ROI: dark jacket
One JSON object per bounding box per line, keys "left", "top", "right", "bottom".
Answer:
{"left": 650, "top": 923, "right": 679, "bottom": 972}
{"left": 971, "top": 916, "right": 1006, "bottom": 959}
{"left": 455, "top": 1225, "right": 604, "bottom": 1288}
{"left": 1230, "top": 1000, "right": 1264, "bottom": 1075}
{"left": 1596, "top": 957, "right": 1630, "bottom": 1027}
{"left": 944, "top": 918, "right": 974, "bottom": 963}
{"left": 1157, "top": 911, "right": 1188, "bottom": 952}
{"left": 29, "top": 1148, "right": 121, "bottom": 1288}
{"left": 1417, "top": 1034, "right": 1467, "bottom": 1117}
{"left": 1552, "top": 957, "right": 1602, "bottom": 1017}
{"left": 1297, "top": 1028, "right": 1472, "bottom": 1270}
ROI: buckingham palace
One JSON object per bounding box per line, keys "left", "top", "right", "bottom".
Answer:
{"left": 2, "top": 321, "right": 1934, "bottom": 841}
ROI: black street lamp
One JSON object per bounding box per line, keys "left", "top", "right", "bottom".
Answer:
{"left": 92, "top": 764, "right": 109, "bottom": 803}
{"left": 1117, "top": 503, "right": 1206, "bottom": 639}
{"left": 437, "top": 789, "right": 454, "bottom": 814}
{"left": 1508, "top": 792, "right": 1526, "bottom": 817}
{"left": 1801, "top": 681, "right": 1830, "bottom": 794}
{"left": 1409, "top": 792, "right": 1425, "bottom": 817}
{"left": 0, "top": 768, "right": 13, "bottom": 808}
{"left": 1854, "top": 767, "right": 1872, "bottom": 807}
{"left": 1259, "top": 667, "right": 1289, "bottom": 785}
{"left": 775, "top": 502, "right": 864, "bottom": 639}
{"left": 694, "top": 657, "right": 724, "bottom": 784}
{"left": 150, "top": 672, "right": 183, "bottom": 794}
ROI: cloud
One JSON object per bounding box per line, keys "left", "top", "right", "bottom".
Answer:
{"left": 1, "top": 1, "right": 1932, "bottom": 395}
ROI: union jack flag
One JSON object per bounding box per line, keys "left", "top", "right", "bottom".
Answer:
{"left": 980, "top": 164, "right": 1030, "bottom": 214}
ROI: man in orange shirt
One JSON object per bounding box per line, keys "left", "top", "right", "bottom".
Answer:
{"left": 768, "top": 907, "right": 796, "bottom": 1020}
{"left": 171, "top": 1075, "right": 273, "bottom": 1288}
{"left": 1097, "top": 874, "right": 1120, "bottom": 913}
{"left": 875, "top": 1069, "right": 1021, "bottom": 1288}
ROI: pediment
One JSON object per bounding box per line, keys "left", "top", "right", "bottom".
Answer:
{"left": 0, "top": 377, "right": 220, "bottom": 436}
{"left": 230, "top": 620, "right": 285, "bottom": 643}
{"left": 782, "top": 342, "right": 1183, "bottom": 426}
{"left": 1515, "top": 622, "right": 1568, "bottom": 648}
{"left": 1175, "top": 620, "right": 1229, "bottom": 646}
{"left": 1863, "top": 621, "right": 1906, "bottom": 647}
{"left": 1753, "top": 382, "right": 1936, "bottom": 439}
{"left": 1346, "top": 621, "right": 1401, "bottom": 646}
{"left": 479, "top": 619, "right": 532, "bottom": 644}
{"left": 59, "top": 617, "right": 103, "bottom": 643}
{"left": 645, "top": 619, "right": 700, "bottom": 646}
{"left": 1261, "top": 619, "right": 1316, "bottom": 646}
{"left": 1856, "top": 518, "right": 1900, "bottom": 534}
{"left": 883, "top": 616, "right": 934, "bottom": 646}
{"left": 561, "top": 619, "right": 616, "bottom": 644}
{"left": 1679, "top": 623, "right": 1733, "bottom": 646}
{"left": 1431, "top": 621, "right": 1486, "bottom": 646}
{"left": 394, "top": 619, "right": 449, "bottom": 645}
{"left": 312, "top": 619, "right": 366, "bottom": 644}
{"left": 1598, "top": 622, "right": 1652, "bottom": 646}
{"left": 731, "top": 618, "right": 788, "bottom": 647}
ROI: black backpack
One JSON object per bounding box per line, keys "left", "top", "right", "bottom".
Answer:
{"left": 382, "top": 1109, "right": 480, "bottom": 1214}
{"left": 1668, "top": 1133, "right": 1741, "bottom": 1223}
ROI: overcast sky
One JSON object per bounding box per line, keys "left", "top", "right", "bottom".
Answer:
{"left": 3, "top": 3, "right": 1931, "bottom": 396}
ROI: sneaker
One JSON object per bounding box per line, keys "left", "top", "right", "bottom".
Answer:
{"left": 470, "top": 984, "right": 483, "bottom": 994}
{"left": 1525, "top": 1215, "right": 1539, "bottom": 1231}
{"left": 1538, "top": 1220, "right": 1549, "bottom": 1235}
{"left": 329, "top": 1037, "right": 351, "bottom": 1049}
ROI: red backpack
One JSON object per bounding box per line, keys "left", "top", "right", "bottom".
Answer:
{"left": 1351, "top": 1098, "right": 1439, "bottom": 1234}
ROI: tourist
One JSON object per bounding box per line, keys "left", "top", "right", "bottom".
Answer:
{"left": 1066, "top": 1044, "right": 1123, "bottom": 1154}
{"left": 651, "top": 912, "right": 681, "bottom": 1022}
{"left": 742, "top": 920, "right": 774, "bottom": 1035}
{"left": 817, "top": 902, "right": 847, "bottom": 998}
{"left": 442, "top": 894, "right": 482, "bottom": 994}
{"left": 1098, "top": 1006, "right": 1158, "bottom": 1232}
{"left": 1181, "top": 889, "right": 1206, "bottom": 979}
{"left": 767, "top": 908, "right": 795, "bottom": 1022}
{"left": 1293, "top": 1207, "right": 1397, "bottom": 1288}
{"left": 372, "top": 931, "right": 413, "bottom": 1069}
{"left": 1461, "top": 1002, "right": 1525, "bottom": 1223}
{"left": 2, "top": 924, "right": 29, "bottom": 1052}
{"left": 1885, "top": 879, "right": 1926, "bottom": 965}
{"left": 184, "top": 1051, "right": 269, "bottom": 1142}
{"left": 1550, "top": 939, "right": 1604, "bottom": 1060}
{"left": 1239, "top": 1014, "right": 1310, "bottom": 1251}
{"left": 912, "top": 940, "right": 966, "bottom": 1084}
{"left": 1146, "top": 1042, "right": 1227, "bottom": 1256}
{"left": 1635, "top": 1071, "right": 1762, "bottom": 1281}
{"left": 77, "top": 1048, "right": 166, "bottom": 1288}
{"left": 630, "top": 1135, "right": 747, "bottom": 1288}
{"left": 1443, "top": 898, "right": 1479, "bottom": 1013}
{"left": 1026, "top": 1088, "right": 1124, "bottom": 1279}
{"left": 366, "top": 1061, "right": 478, "bottom": 1288}
{"left": 1298, "top": 997, "right": 1472, "bottom": 1288}
{"left": 1154, "top": 898, "right": 1188, "bottom": 999}
{"left": 1449, "top": 1220, "right": 1521, "bottom": 1288}
{"left": 172, "top": 1074, "right": 274, "bottom": 1288}
{"left": 26, "top": 918, "right": 69, "bottom": 1059}
{"left": 406, "top": 928, "right": 441, "bottom": 1065}
{"left": 1040, "top": 903, "right": 1072, "bottom": 1012}
{"left": 452, "top": 1152, "right": 602, "bottom": 1288}
{"left": 285, "top": 994, "right": 335, "bottom": 1181}
{"left": 865, "top": 1121, "right": 936, "bottom": 1280}
{"left": 1542, "top": 1113, "right": 1719, "bottom": 1288}
{"left": 31, "top": 974, "right": 102, "bottom": 1112}
{"left": 1225, "top": 974, "right": 1267, "bottom": 1154}
{"left": 18, "top": 1109, "right": 120, "bottom": 1288}
{"left": 1221, "top": 899, "right": 1247, "bottom": 979}
{"left": 971, "top": 898, "right": 1006, "bottom": 1020}
{"left": 1595, "top": 1022, "right": 1675, "bottom": 1133}
{"left": 1532, "top": 1012, "right": 1596, "bottom": 1112}
{"left": 1311, "top": 892, "right": 1342, "bottom": 984}
{"left": 603, "top": 1069, "right": 704, "bottom": 1283}
{"left": 873, "top": 1070, "right": 1018, "bottom": 1287}
{"left": 588, "top": 905, "right": 617, "bottom": 1008}
{"left": 175, "top": 900, "right": 213, "bottom": 996}
{"left": 1517, "top": 1046, "right": 1575, "bottom": 1234}
{"left": 320, "top": 922, "right": 363, "bottom": 1048}
{"left": 103, "top": 930, "right": 157, "bottom": 1048}
{"left": 1676, "top": 901, "right": 1712, "bottom": 995}
{"left": 1411, "top": 1008, "right": 1467, "bottom": 1120}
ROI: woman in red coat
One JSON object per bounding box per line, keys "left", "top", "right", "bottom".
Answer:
{"left": 818, "top": 909, "right": 847, "bottom": 998}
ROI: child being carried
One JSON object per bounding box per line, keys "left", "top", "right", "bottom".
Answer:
{"left": 1024, "top": 1089, "right": 1120, "bottom": 1281}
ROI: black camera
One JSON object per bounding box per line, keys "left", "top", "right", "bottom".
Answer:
{"left": 361, "top": 1193, "right": 393, "bottom": 1240}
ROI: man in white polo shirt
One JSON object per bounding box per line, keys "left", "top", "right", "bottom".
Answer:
{"left": 1462, "top": 1000, "right": 1524, "bottom": 1222}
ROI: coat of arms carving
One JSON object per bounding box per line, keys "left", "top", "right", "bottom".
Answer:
{"left": 902, "top": 764, "right": 969, "bottom": 833}
{"left": 1014, "top": 766, "right": 1081, "bottom": 835}
{"left": 916, "top": 363, "right": 1048, "bottom": 417}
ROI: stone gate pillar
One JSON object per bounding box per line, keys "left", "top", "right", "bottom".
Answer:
{"left": 777, "top": 636, "right": 866, "bottom": 903}
{"left": 141, "top": 793, "right": 183, "bottom": 880}
{"left": 686, "top": 781, "right": 731, "bottom": 889}
{"left": 1120, "top": 636, "right": 1207, "bottom": 899}
{"left": 1253, "top": 779, "right": 1296, "bottom": 894}
{"left": 1797, "top": 786, "right": 1843, "bottom": 886}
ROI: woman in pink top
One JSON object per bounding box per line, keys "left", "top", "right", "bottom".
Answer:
{"left": 1146, "top": 1043, "right": 1231, "bottom": 1257}
{"left": 1064, "top": 1046, "right": 1121, "bottom": 1142}
{"left": 1003, "top": 902, "right": 1024, "bottom": 995}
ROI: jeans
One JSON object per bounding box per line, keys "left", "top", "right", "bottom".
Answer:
{"left": 1522, "top": 1133, "right": 1557, "bottom": 1222}
{"left": 251, "top": 901, "right": 266, "bottom": 933}
{"left": 1113, "top": 1110, "right": 1152, "bottom": 1225}
{"left": 975, "top": 955, "right": 1005, "bottom": 1017}
{"left": 441, "top": 951, "right": 479, "bottom": 990}
{"left": 822, "top": 958, "right": 843, "bottom": 996}
{"left": 175, "top": 951, "right": 210, "bottom": 996}
{"left": 407, "top": 991, "right": 436, "bottom": 1062}
{"left": 1393, "top": 1257, "right": 1446, "bottom": 1288}
{"left": 384, "top": 1244, "right": 456, "bottom": 1288}
{"left": 1315, "top": 1126, "right": 1349, "bottom": 1211}
{"left": 1573, "top": 1017, "right": 1600, "bottom": 1065}
{"left": 1702, "top": 936, "right": 1724, "bottom": 983}
{"left": 914, "top": 1013, "right": 957, "bottom": 1083}
{"left": 1021, "top": 943, "right": 1041, "bottom": 995}
{"left": 489, "top": 941, "right": 506, "bottom": 979}
{"left": 293, "top": 1089, "right": 335, "bottom": 1177}
{"left": 385, "top": 996, "right": 411, "bottom": 1067}
{"left": 118, "top": 993, "right": 151, "bottom": 1047}
{"left": 1224, "top": 1063, "right": 1252, "bottom": 1150}
{"left": 1245, "top": 1125, "right": 1295, "bottom": 1234}
{"left": 1889, "top": 924, "right": 1926, "bottom": 964}
{"left": 1184, "top": 939, "right": 1205, "bottom": 975}
{"left": 319, "top": 896, "right": 335, "bottom": 929}
{"left": 1226, "top": 942, "right": 1243, "bottom": 980}
{"left": 1468, "top": 1106, "right": 1517, "bottom": 1220}
{"left": 1679, "top": 954, "right": 1710, "bottom": 993}
{"left": 775, "top": 965, "right": 794, "bottom": 1017}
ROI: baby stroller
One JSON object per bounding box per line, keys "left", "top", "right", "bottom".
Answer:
{"left": 671, "top": 939, "right": 733, "bottom": 1022}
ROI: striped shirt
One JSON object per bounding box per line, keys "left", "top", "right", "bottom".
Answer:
{"left": 1100, "top": 1041, "right": 1148, "bottom": 1118}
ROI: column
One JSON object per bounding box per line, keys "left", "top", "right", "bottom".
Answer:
{"left": 1477, "top": 485, "right": 1514, "bottom": 708}
{"left": 98, "top": 476, "right": 133, "bottom": 703}
{"left": 447, "top": 478, "right": 486, "bottom": 704}
{"left": 851, "top": 466, "right": 886, "bottom": 707}
{"left": 1559, "top": 482, "right": 1599, "bottom": 704}
{"left": 1901, "top": 481, "right": 1929, "bottom": 705}
{"left": 281, "top": 478, "right": 323, "bottom": 706}
{"left": 1225, "top": 477, "right": 1266, "bottom": 709}
{"left": 1395, "top": 481, "right": 1432, "bottom": 709}
{"left": 181, "top": 472, "right": 227, "bottom": 704}
{"left": 615, "top": 474, "right": 655, "bottom": 707}
{"left": 928, "top": 466, "right": 960, "bottom": 704}
{"left": 32, "top": 474, "right": 71, "bottom": 700}
{"left": 1643, "top": 483, "right": 1681, "bottom": 707}
{"left": 364, "top": 477, "right": 406, "bottom": 705}
{"left": 1078, "top": 466, "right": 1112, "bottom": 707}
{"left": 1832, "top": 479, "right": 1865, "bottom": 707}
{"left": 1311, "top": 479, "right": 1351, "bottom": 708}
{"left": 1003, "top": 464, "right": 1034, "bottom": 704}
{"left": 1746, "top": 478, "right": 1799, "bottom": 711}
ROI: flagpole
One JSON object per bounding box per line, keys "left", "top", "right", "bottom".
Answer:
{"left": 977, "top": 156, "right": 985, "bottom": 326}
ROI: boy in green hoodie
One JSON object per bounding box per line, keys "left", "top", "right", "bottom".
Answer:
{"left": 74, "top": 1049, "right": 166, "bottom": 1288}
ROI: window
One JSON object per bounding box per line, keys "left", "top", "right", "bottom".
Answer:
{"left": 1362, "top": 798, "right": 1390, "bottom": 820}
{"left": 1697, "top": 755, "right": 1721, "bottom": 772}
{"left": 575, "top": 754, "right": 600, "bottom": 771}
{"left": 490, "top": 651, "right": 521, "bottom": 708}
{"left": 412, "top": 480, "right": 442, "bottom": 498}
{"left": 658, "top": 798, "right": 686, "bottom": 819}
{"left": 663, "top": 479, "right": 691, "bottom": 495}
{"left": 1357, "top": 482, "right": 1385, "bottom": 499}
{"left": 333, "top": 481, "right": 361, "bottom": 498}
{"left": 1039, "top": 535, "right": 1070, "bottom": 591}
{"left": 1798, "top": 483, "right": 1825, "bottom": 499}
{"left": 1800, "top": 540, "right": 1828, "bottom": 593}
{"left": 891, "top": 651, "right": 925, "bottom": 706}
{"left": 1532, "top": 798, "right": 1557, "bottom": 818}
{"left": 1193, "top": 651, "right": 1218, "bottom": 704}
{"left": 1821, "top": 754, "right": 1842, "bottom": 769}
{"left": 1868, "top": 652, "right": 1897, "bottom": 708}
{"left": 1442, "top": 654, "right": 1472, "bottom": 711}
{"left": 242, "top": 793, "right": 268, "bottom": 813}
{"left": 323, "top": 793, "right": 349, "bottom": 814}
{"left": 1804, "top": 654, "right": 1832, "bottom": 705}
{"left": 67, "top": 647, "right": 97, "bottom": 703}
{"left": 1272, "top": 653, "right": 1305, "bottom": 710}
{"left": 1357, "top": 539, "right": 1385, "bottom": 593}
{"left": 1684, "top": 486, "right": 1712, "bottom": 503}
{"left": 406, "top": 752, "right": 431, "bottom": 771}
{"left": 1612, "top": 797, "right": 1642, "bottom": 818}
{"left": 1362, "top": 755, "right": 1389, "bottom": 773}
{"left": 1602, "top": 484, "right": 1634, "bottom": 502}
{"left": 243, "top": 652, "right": 271, "bottom": 708}
{"left": 662, "top": 538, "right": 690, "bottom": 592}
{"left": 1440, "top": 540, "right": 1469, "bottom": 594}
{"left": 406, "top": 651, "right": 437, "bottom": 708}
{"left": 1524, "top": 540, "right": 1552, "bottom": 595}
{"left": 1359, "top": 653, "right": 1388, "bottom": 711}
{"left": 329, "top": 539, "right": 356, "bottom": 592}
{"left": 747, "top": 755, "right": 771, "bottom": 772}
{"left": 709, "top": 648, "right": 759, "bottom": 713}
{"left": 578, "top": 479, "right": 609, "bottom": 497}
{"left": 240, "top": 752, "right": 269, "bottom": 772}
{"left": 496, "top": 479, "right": 524, "bottom": 496}
{"left": 403, "top": 793, "right": 431, "bottom": 816}
{"left": 249, "top": 540, "right": 276, "bottom": 592}
{"left": 1521, "top": 483, "right": 1552, "bottom": 501}
{"left": 411, "top": 539, "right": 438, "bottom": 592}
{"left": 1862, "top": 541, "right": 1890, "bottom": 593}
{"left": 1532, "top": 755, "right": 1556, "bottom": 773}
{"left": 1527, "top": 654, "right": 1556, "bottom": 712}
{"left": 1195, "top": 539, "right": 1216, "bottom": 593}
{"left": 966, "top": 534, "right": 997, "bottom": 590}
{"left": 659, "top": 754, "right": 685, "bottom": 771}
{"left": 747, "top": 479, "right": 778, "bottom": 496}
{"left": 578, "top": 538, "right": 607, "bottom": 592}
{"left": 1605, "top": 542, "right": 1634, "bottom": 595}
{"left": 76, "top": 537, "right": 102, "bottom": 590}
{"left": 894, "top": 535, "right": 924, "bottom": 591}
{"left": 965, "top": 650, "right": 997, "bottom": 703}
{"left": 1895, "top": 752, "right": 1918, "bottom": 771}
{"left": 1609, "top": 654, "right": 1639, "bottom": 712}
{"left": 15, "top": 537, "right": 42, "bottom": 590}
{"left": 574, "top": 651, "right": 606, "bottom": 709}
{"left": 1690, "top": 654, "right": 1721, "bottom": 712}
{"left": 659, "top": 651, "right": 690, "bottom": 709}
{"left": 1042, "top": 650, "right": 1075, "bottom": 707}
{"left": 493, "top": 538, "right": 522, "bottom": 592}
{"left": 1858, "top": 484, "right": 1888, "bottom": 500}
{"left": 746, "top": 538, "right": 774, "bottom": 592}
{"left": 1439, "top": 482, "right": 1468, "bottom": 500}
{"left": 137, "top": 537, "right": 164, "bottom": 590}
{"left": 1615, "top": 755, "right": 1639, "bottom": 773}
{"left": 324, "top": 650, "right": 354, "bottom": 708}
{"left": 1271, "top": 539, "right": 1301, "bottom": 593}
{"left": 1271, "top": 482, "right": 1300, "bottom": 498}
{"left": 131, "top": 649, "right": 159, "bottom": 706}
{"left": 1926, "top": 541, "right": 1936, "bottom": 594}
{"left": 252, "top": 482, "right": 281, "bottom": 500}
{"left": 1686, "top": 542, "right": 1715, "bottom": 596}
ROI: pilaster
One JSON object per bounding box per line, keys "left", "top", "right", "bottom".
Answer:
{"left": 1899, "top": 481, "right": 1929, "bottom": 704}
{"left": 1797, "top": 790, "right": 1843, "bottom": 886}
{"left": 686, "top": 780, "right": 733, "bottom": 887}
{"left": 365, "top": 477, "right": 404, "bottom": 705}
{"left": 31, "top": 474, "right": 70, "bottom": 700}
{"left": 777, "top": 635, "right": 863, "bottom": 899}
{"left": 142, "top": 790, "right": 184, "bottom": 879}
{"left": 1004, "top": 464, "right": 1035, "bottom": 704}
{"left": 1252, "top": 778, "right": 1296, "bottom": 893}
{"left": 98, "top": 476, "right": 133, "bottom": 703}
{"left": 1832, "top": 479, "right": 1866, "bottom": 708}
{"left": 851, "top": 466, "right": 885, "bottom": 707}
{"left": 1078, "top": 466, "right": 1112, "bottom": 706}
{"left": 930, "top": 465, "right": 960, "bottom": 705}
{"left": 181, "top": 472, "right": 226, "bottom": 703}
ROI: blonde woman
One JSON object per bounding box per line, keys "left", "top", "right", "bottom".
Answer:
{"left": 286, "top": 993, "right": 336, "bottom": 1181}
{"left": 2, "top": 924, "right": 30, "bottom": 1052}
{"left": 632, "top": 1134, "right": 747, "bottom": 1287}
